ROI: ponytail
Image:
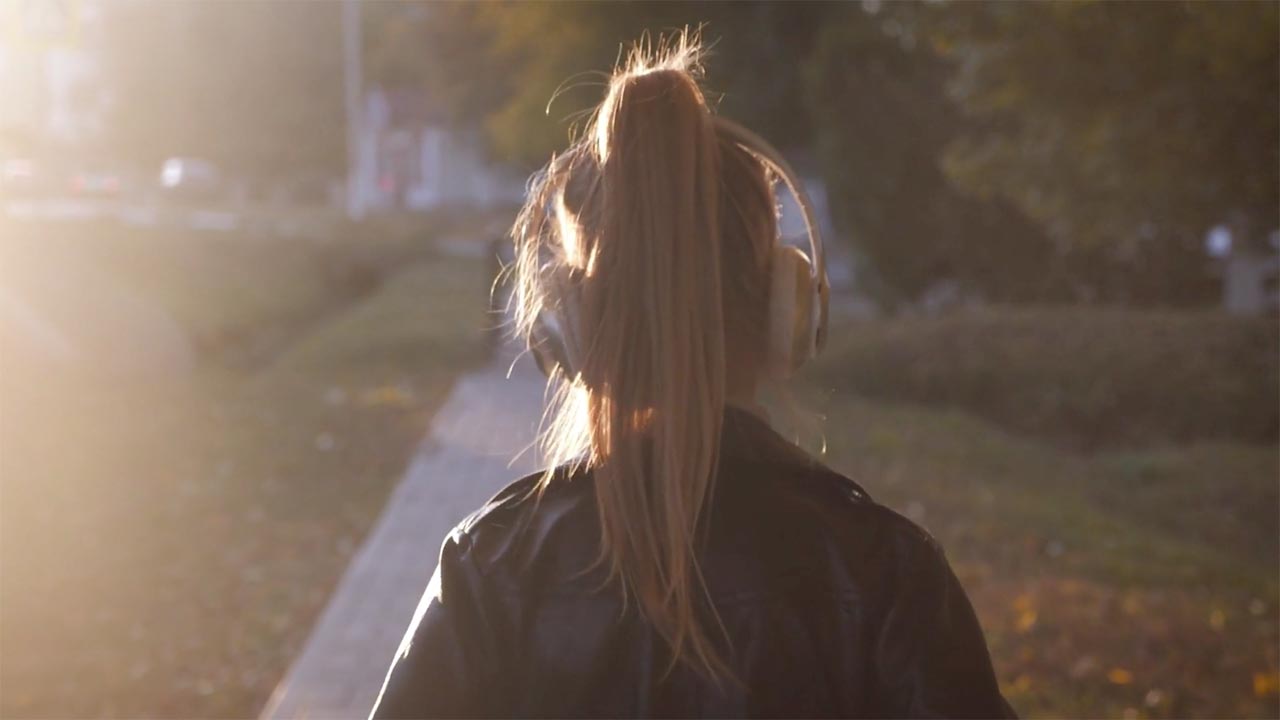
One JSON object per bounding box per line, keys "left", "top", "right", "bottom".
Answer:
{"left": 512, "top": 34, "right": 736, "bottom": 684}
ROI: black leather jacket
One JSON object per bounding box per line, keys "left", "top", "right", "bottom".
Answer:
{"left": 371, "top": 408, "right": 1015, "bottom": 718}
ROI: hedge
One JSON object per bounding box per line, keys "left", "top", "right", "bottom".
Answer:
{"left": 811, "top": 306, "right": 1278, "bottom": 447}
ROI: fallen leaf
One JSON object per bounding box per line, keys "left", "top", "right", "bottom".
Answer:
{"left": 359, "top": 385, "right": 415, "bottom": 409}
{"left": 1209, "top": 608, "right": 1226, "bottom": 631}
{"left": 1016, "top": 608, "right": 1038, "bottom": 633}
{"left": 1121, "top": 592, "right": 1142, "bottom": 616}
{"left": 1108, "top": 667, "right": 1134, "bottom": 685}
{"left": 1254, "top": 670, "right": 1280, "bottom": 698}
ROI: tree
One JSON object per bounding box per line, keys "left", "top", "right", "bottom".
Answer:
{"left": 935, "top": 1, "right": 1280, "bottom": 305}
{"left": 803, "top": 3, "right": 1059, "bottom": 305}
{"left": 363, "top": 3, "right": 511, "bottom": 131}
{"left": 367, "top": 2, "right": 826, "bottom": 169}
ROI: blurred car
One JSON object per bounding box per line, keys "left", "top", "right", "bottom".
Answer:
{"left": 158, "top": 157, "right": 222, "bottom": 205}
{"left": 69, "top": 167, "right": 124, "bottom": 197}
{"left": 1, "top": 158, "right": 50, "bottom": 198}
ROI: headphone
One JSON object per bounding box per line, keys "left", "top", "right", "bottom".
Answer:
{"left": 528, "top": 116, "right": 830, "bottom": 381}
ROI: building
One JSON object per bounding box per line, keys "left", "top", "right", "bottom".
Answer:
{"left": 1207, "top": 225, "right": 1280, "bottom": 316}
{"left": 0, "top": 0, "right": 106, "bottom": 148}
{"left": 347, "top": 87, "right": 524, "bottom": 215}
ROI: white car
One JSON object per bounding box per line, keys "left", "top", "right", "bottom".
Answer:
{"left": 159, "top": 157, "right": 222, "bottom": 203}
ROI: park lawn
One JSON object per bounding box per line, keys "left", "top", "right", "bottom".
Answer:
{"left": 0, "top": 238, "right": 494, "bottom": 718}
{"left": 265, "top": 261, "right": 499, "bottom": 379}
{"left": 799, "top": 388, "right": 1279, "bottom": 719}
{"left": 0, "top": 224, "right": 343, "bottom": 361}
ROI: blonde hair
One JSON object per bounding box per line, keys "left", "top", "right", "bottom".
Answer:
{"left": 511, "top": 32, "right": 777, "bottom": 685}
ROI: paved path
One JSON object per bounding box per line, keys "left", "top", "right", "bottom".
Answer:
{"left": 261, "top": 347, "right": 548, "bottom": 719}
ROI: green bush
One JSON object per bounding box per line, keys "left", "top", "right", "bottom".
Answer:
{"left": 811, "top": 307, "right": 1279, "bottom": 447}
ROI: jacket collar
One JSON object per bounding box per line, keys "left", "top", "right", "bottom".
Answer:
{"left": 721, "top": 403, "right": 803, "bottom": 466}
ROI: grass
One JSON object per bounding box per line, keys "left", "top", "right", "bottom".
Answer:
{"left": 0, "top": 223, "right": 494, "bottom": 718}
{"left": 794, "top": 382, "right": 1279, "bottom": 719}
{"left": 265, "top": 262, "right": 495, "bottom": 379}
{"left": 1, "top": 223, "right": 344, "bottom": 360}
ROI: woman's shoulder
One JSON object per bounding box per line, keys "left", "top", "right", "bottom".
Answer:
{"left": 442, "top": 454, "right": 951, "bottom": 595}
{"left": 717, "top": 452, "right": 947, "bottom": 564}
{"left": 791, "top": 461, "right": 941, "bottom": 547}
{"left": 455, "top": 464, "right": 591, "bottom": 530}
{"left": 444, "top": 465, "right": 601, "bottom": 583}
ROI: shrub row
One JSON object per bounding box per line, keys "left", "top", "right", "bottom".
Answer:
{"left": 810, "top": 306, "right": 1278, "bottom": 447}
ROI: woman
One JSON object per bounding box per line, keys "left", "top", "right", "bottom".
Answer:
{"left": 372, "top": 35, "right": 1013, "bottom": 719}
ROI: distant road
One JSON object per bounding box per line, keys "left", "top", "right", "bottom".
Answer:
{"left": 4, "top": 196, "right": 332, "bottom": 237}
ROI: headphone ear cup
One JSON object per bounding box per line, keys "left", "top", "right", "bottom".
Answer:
{"left": 768, "top": 245, "right": 816, "bottom": 378}
{"left": 530, "top": 264, "right": 587, "bottom": 378}
{"left": 529, "top": 311, "right": 568, "bottom": 377}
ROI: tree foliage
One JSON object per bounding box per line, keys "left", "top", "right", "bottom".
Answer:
{"left": 368, "top": 2, "right": 823, "bottom": 169}
{"left": 803, "top": 3, "right": 1059, "bottom": 304}
{"left": 935, "top": 1, "right": 1280, "bottom": 303}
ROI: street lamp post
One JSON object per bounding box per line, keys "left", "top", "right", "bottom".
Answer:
{"left": 342, "top": 0, "right": 365, "bottom": 220}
